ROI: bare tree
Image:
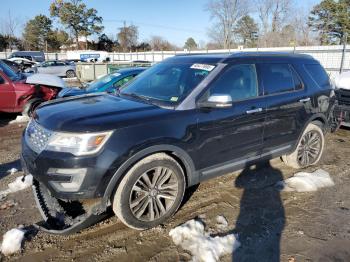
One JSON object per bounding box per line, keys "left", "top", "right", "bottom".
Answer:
{"left": 254, "top": 0, "right": 294, "bottom": 47}
{"left": 149, "top": 36, "right": 175, "bottom": 51}
{"left": 1, "top": 10, "right": 21, "bottom": 50}
{"left": 117, "top": 22, "right": 138, "bottom": 52}
{"left": 206, "top": 0, "right": 249, "bottom": 49}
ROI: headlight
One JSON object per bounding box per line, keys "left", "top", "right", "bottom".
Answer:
{"left": 46, "top": 131, "right": 113, "bottom": 156}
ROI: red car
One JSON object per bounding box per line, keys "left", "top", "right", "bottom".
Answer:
{"left": 0, "top": 61, "right": 63, "bottom": 116}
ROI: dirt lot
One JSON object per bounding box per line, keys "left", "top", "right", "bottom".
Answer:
{"left": 0, "top": 114, "right": 349, "bottom": 262}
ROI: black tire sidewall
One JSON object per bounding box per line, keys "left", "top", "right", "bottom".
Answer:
{"left": 116, "top": 158, "right": 185, "bottom": 229}
{"left": 66, "top": 70, "right": 75, "bottom": 78}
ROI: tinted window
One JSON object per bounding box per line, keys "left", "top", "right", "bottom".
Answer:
{"left": 304, "top": 64, "right": 330, "bottom": 89}
{"left": 208, "top": 64, "right": 258, "bottom": 101}
{"left": 114, "top": 75, "right": 135, "bottom": 88}
{"left": 259, "top": 64, "right": 295, "bottom": 95}
{"left": 291, "top": 67, "right": 303, "bottom": 90}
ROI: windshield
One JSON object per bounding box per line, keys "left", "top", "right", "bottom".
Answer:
{"left": 86, "top": 73, "right": 121, "bottom": 92}
{"left": 120, "top": 62, "right": 215, "bottom": 105}
{"left": 0, "top": 61, "right": 20, "bottom": 81}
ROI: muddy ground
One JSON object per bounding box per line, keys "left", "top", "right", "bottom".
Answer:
{"left": 0, "top": 114, "right": 349, "bottom": 262}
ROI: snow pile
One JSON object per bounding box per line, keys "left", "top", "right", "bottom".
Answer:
{"left": 276, "top": 169, "right": 334, "bottom": 192}
{"left": 9, "top": 115, "right": 30, "bottom": 124}
{"left": 169, "top": 219, "right": 240, "bottom": 262}
{"left": 7, "top": 168, "right": 18, "bottom": 175}
{"left": 0, "top": 175, "right": 33, "bottom": 197}
{"left": 216, "top": 215, "right": 228, "bottom": 230}
{"left": 7, "top": 175, "right": 33, "bottom": 193}
{"left": 0, "top": 228, "right": 25, "bottom": 256}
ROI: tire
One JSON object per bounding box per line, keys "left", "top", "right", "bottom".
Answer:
{"left": 66, "top": 70, "right": 76, "bottom": 78}
{"left": 282, "top": 122, "right": 325, "bottom": 169}
{"left": 22, "top": 98, "right": 44, "bottom": 117}
{"left": 113, "top": 153, "right": 186, "bottom": 230}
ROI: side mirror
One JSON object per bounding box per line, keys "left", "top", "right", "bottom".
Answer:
{"left": 198, "top": 94, "right": 233, "bottom": 109}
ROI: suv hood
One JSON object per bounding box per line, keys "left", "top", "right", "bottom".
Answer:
{"left": 35, "top": 94, "right": 164, "bottom": 132}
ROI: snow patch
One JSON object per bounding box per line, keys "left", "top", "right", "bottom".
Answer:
{"left": 216, "top": 215, "right": 228, "bottom": 229}
{"left": 169, "top": 219, "right": 240, "bottom": 262}
{"left": 0, "top": 228, "right": 25, "bottom": 256}
{"left": 0, "top": 175, "right": 33, "bottom": 197}
{"left": 9, "top": 115, "right": 30, "bottom": 124}
{"left": 7, "top": 168, "right": 18, "bottom": 175}
{"left": 276, "top": 169, "right": 334, "bottom": 192}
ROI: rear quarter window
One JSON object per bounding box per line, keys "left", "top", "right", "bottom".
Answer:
{"left": 304, "top": 64, "right": 330, "bottom": 89}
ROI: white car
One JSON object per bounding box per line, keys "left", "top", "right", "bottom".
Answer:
{"left": 334, "top": 71, "right": 350, "bottom": 127}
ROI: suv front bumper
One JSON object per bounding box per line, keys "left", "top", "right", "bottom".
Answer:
{"left": 21, "top": 136, "right": 115, "bottom": 200}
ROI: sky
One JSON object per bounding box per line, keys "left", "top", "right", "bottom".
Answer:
{"left": 0, "top": 0, "right": 320, "bottom": 47}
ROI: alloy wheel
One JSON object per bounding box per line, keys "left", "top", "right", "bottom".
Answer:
{"left": 129, "top": 166, "right": 179, "bottom": 222}
{"left": 297, "top": 130, "right": 322, "bottom": 166}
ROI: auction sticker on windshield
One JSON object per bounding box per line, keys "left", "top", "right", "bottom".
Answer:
{"left": 190, "top": 64, "right": 215, "bottom": 71}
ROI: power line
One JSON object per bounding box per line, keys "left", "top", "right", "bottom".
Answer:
{"left": 104, "top": 19, "right": 205, "bottom": 34}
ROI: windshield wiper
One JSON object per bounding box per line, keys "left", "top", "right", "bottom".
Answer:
{"left": 121, "top": 92, "right": 152, "bottom": 102}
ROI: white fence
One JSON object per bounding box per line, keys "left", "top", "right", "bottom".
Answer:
{"left": 1, "top": 45, "right": 349, "bottom": 78}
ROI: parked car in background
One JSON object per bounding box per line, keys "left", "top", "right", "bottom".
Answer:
{"left": 334, "top": 71, "right": 350, "bottom": 127}
{"left": 8, "top": 57, "right": 39, "bottom": 71}
{"left": 0, "top": 60, "right": 65, "bottom": 116}
{"left": 58, "top": 67, "right": 146, "bottom": 98}
{"left": 33, "top": 60, "right": 76, "bottom": 78}
{"left": 9, "top": 51, "right": 45, "bottom": 62}
{"left": 22, "top": 53, "right": 335, "bottom": 234}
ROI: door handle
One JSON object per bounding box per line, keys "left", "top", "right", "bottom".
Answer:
{"left": 299, "top": 97, "right": 311, "bottom": 103}
{"left": 246, "top": 108, "right": 263, "bottom": 114}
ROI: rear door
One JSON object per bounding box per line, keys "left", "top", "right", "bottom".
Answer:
{"left": 196, "top": 62, "right": 266, "bottom": 178}
{"left": 257, "top": 62, "right": 311, "bottom": 156}
{"left": 0, "top": 72, "right": 15, "bottom": 112}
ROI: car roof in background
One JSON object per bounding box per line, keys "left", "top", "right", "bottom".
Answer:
{"left": 116, "top": 67, "right": 147, "bottom": 74}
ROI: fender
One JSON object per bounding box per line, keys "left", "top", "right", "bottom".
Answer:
{"left": 102, "top": 144, "right": 198, "bottom": 206}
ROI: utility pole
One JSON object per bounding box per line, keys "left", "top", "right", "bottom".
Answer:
{"left": 340, "top": 33, "right": 348, "bottom": 74}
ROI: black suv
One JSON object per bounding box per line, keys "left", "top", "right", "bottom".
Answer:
{"left": 21, "top": 53, "right": 335, "bottom": 234}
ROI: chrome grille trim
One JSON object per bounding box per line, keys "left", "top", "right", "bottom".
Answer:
{"left": 25, "top": 120, "right": 53, "bottom": 154}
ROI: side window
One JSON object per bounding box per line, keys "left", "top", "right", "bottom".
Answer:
{"left": 259, "top": 63, "right": 295, "bottom": 95}
{"left": 114, "top": 75, "right": 135, "bottom": 88}
{"left": 208, "top": 64, "right": 258, "bottom": 101}
{"left": 304, "top": 64, "right": 330, "bottom": 89}
{"left": 291, "top": 67, "right": 303, "bottom": 90}
{"left": 55, "top": 61, "right": 65, "bottom": 66}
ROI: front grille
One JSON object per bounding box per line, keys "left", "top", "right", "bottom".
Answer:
{"left": 25, "top": 120, "right": 53, "bottom": 154}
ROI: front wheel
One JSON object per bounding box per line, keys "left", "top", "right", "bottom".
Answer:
{"left": 282, "top": 122, "right": 325, "bottom": 169}
{"left": 113, "top": 153, "right": 186, "bottom": 230}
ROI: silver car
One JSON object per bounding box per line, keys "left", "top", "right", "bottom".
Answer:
{"left": 34, "top": 60, "right": 76, "bottom": 78}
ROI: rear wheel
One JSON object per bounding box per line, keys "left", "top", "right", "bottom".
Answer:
{"left": 66, "top": 70, "right": 76, "bottom": 78}
{"left": 22, "top": 98, "right": 44, "bottom": 117}
{"left": 113, "top": 153, "right": 186, "bottom": 230}
{"left": 282, "top": 122, "right": 325, "bottom": 169}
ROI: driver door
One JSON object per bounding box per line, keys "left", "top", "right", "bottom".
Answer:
{"left": 195, "top": 62, "right": 266, "bottom": 179}
{"left": 0, "top": 72, "right": 15, "bottom": 112}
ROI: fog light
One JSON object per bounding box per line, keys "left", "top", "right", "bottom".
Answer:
{"left": 48, "top": 168, "right": 87, "bottom": 192}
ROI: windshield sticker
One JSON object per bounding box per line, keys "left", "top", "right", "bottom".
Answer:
{"left": 170, "top": 97, "right": 179, "bottom": 102}
{"left": 190, "top": 63, "right": 215, "bottom": 72}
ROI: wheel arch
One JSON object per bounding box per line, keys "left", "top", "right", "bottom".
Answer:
{"left": 102, "top": 145, "right": 198, "bottom": 206}
{"left": 291, "top": 113, "right": 327, "bottom": 153}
